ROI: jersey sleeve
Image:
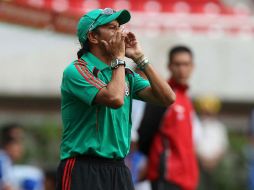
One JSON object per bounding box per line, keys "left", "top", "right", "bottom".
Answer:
{"left": 132, "top": 72, "right": 150, "bottom": 100}
{"left": 62, "top": 63, "right": 106, "bottom": 106}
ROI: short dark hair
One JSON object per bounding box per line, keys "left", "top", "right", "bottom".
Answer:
{"left": 168, "top": 45, "right": 193, "bottom": 64}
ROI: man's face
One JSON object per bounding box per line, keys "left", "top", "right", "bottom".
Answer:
{"left": 168, "top": 52, "right": 193, "bottom": 85}
{"left": 6, "top": 141, "right": 24, "bottom": 161}
{"left": 96, "top": 20, "right": 121, "bottom": 43}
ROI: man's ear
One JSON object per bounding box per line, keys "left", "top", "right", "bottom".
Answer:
{"left": 87, "top": 31, "right": 99, "bottom": 45}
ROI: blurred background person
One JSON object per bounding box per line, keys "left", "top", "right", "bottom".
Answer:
{"left": 147, "top": 45, "right": 198, "bottom": 190}
{"left": 195, "top": 96, "right": 229, "bottom": 190}
{"left": 13, "top": 165, "right": 44, "bottom": 190}
{"left": 0, "top": 123, "right": 24, "bottom": 190}
{"left": 0, "top": 123, "right": 44, "bottom": 190}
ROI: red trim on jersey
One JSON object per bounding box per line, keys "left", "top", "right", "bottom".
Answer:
{"left": 80, "top": 64, "right": 105, "bottom": 88}
{"left": 77, "top": 59, "right": 106, "bottom": 87}
{"left": 75, "top": 60, "right": 106, "bottom": 89}
{"left": 75, "top": 64, "right": 102, "bottom": 89}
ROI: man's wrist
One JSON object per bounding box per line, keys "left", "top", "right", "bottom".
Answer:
{"left": 115, "top": 55, "right": 125, "bottom": 60}
{"left": 132, "top": 53, "right": 144, "bottom": 63}
{"left": 135, "top": 56, "right": 150, "bottom": 71}
{"left": 111, "top": 58, "right": 126, "bottom": 70}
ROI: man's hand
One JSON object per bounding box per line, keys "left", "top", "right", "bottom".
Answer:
{"left": 100, "top": 30, "right": 125, "bottom": 59}
{"left": 125, "top": 32, "right": 144, "bottom": 61}
{"left": 95, "top": 29, "right": 126, "bottom": 109}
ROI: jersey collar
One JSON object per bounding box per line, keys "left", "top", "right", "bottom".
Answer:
{"left": 81, "top": 52, "right": 110, "bottom": 70}
{"left": 168, "top": 78, "right": 189, "bottom": 92}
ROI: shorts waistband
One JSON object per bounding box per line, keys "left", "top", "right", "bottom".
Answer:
{"left": 75, "top": 154, "right": 125, "bottom": 165}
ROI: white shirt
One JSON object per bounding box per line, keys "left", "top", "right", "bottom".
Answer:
{"left": 196, "top": 118, "right": 228, "bottom": 160}
{"left": 0, "top": 150, "right": 18, "bottom": 190}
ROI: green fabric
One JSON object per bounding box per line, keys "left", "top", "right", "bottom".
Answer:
{"left": 60, "top": 52, "right": 150, "bottom": 159}
{"left": 77, "top": 8, "right": 131, "bottom": 45}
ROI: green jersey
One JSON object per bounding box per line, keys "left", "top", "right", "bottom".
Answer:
{"left": 60, "top": 52, "right": 150, "bottom": 159}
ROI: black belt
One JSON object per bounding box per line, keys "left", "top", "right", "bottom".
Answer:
{"left": 75, "top": 154, "right": 125, "bottom": 165}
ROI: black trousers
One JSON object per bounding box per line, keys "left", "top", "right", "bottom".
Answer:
{"left": 151, "top": 179, "right": 181, "bottom": 190}
{"left": 56, "top": 155, "right": 134, "bottom": 190}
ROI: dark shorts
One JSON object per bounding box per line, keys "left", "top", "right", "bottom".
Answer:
{"left": 151, "top": 179, "right": 181, "bottom": 190}
{"left": 56, "top": 155, "right": 134, "bottom": 190}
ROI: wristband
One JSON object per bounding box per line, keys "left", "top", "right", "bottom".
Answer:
{"left": 136, "top": 57, "right": 149, "bottom": 71}
{"left": 133, "top": 54, "right": 144, "bottom": 64}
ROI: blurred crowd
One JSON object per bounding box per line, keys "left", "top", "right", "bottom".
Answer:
{"left": 0, "top": 123, "right": 56, "bottom": 190}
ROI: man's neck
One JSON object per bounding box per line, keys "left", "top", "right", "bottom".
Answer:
{"left": 169, "top": 78, "right": 189, "bottom": 90}
{"left": 90, "top": 48, "right": 112, "bottom": 66}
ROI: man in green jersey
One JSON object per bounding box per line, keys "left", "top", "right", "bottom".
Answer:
{"left": 56, "top": 8, "right": 176, "bottom": 190}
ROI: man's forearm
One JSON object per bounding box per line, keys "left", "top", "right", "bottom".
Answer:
{"left": 143, "top": 64, "right": 176, "bottom": 106}
{"left": 106, "top": 66, "right": 126, "bottom": 100}
{"left": 124, "top": 31, "right": 175, "bottom": 106}
{"left": 94, "top": 66, "right": 126, "bottom": 108}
